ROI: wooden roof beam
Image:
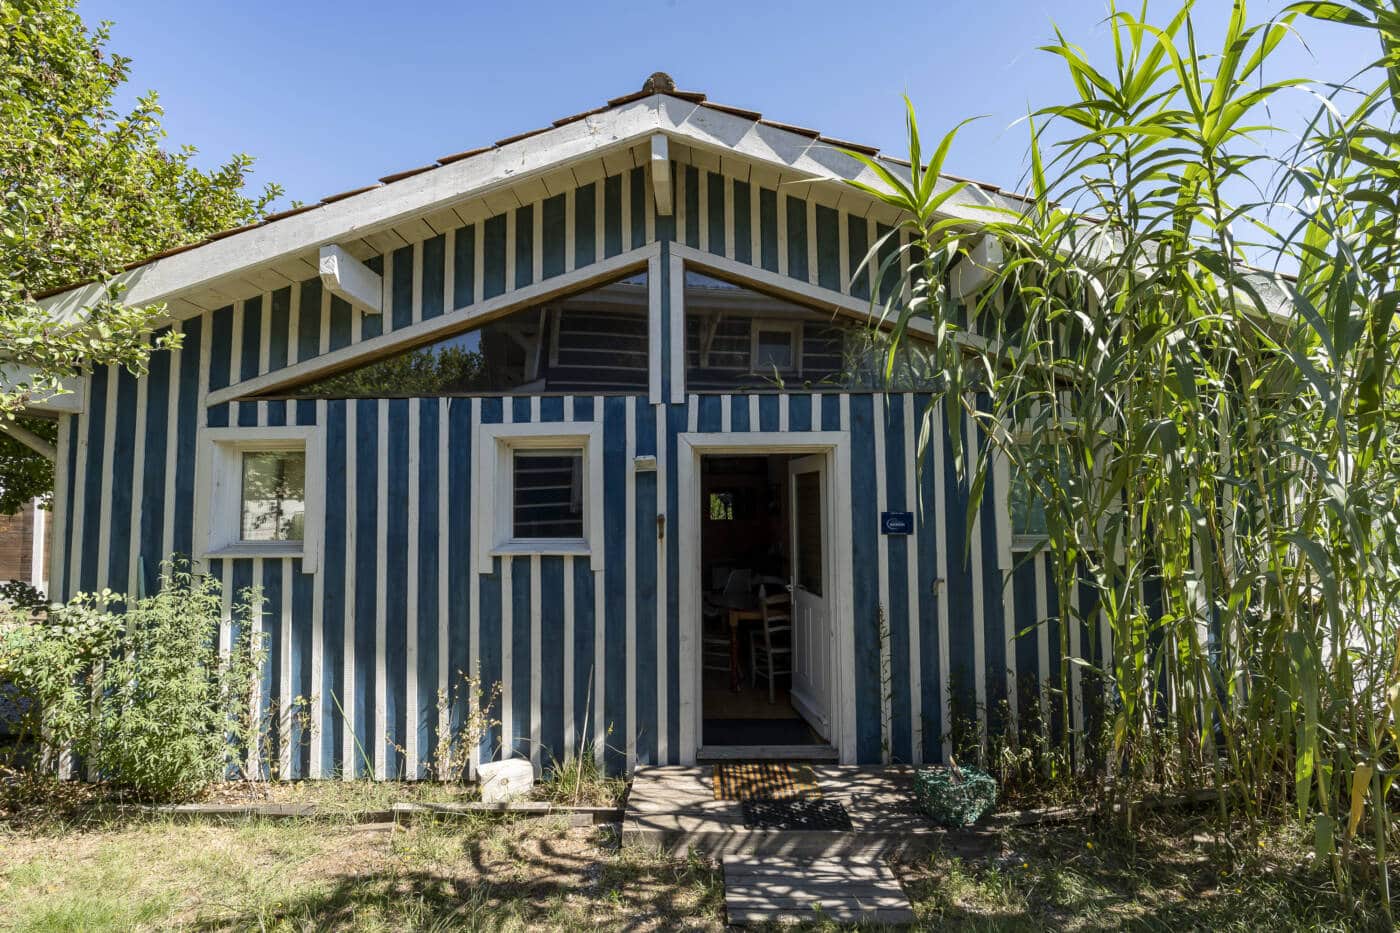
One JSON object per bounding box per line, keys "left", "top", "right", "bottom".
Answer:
{"left": 650, "top": 134, "right": 673, "bottom": 216}
{"left": 318, "top": 244, "right": 383, "bottom": 315}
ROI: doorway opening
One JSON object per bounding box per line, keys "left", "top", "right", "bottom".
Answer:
{"left": 699, "top": 452, "right": 833, "bottom": 751}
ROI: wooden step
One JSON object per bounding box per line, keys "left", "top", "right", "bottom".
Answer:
{"left": 723, "top": 856, "right": 915, "bottom": 926}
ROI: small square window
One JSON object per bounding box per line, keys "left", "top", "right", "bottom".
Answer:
{"left": 240, "top": 450, "right": 306, "bottom": 542}
{"left": 754, "top": 328, "right": 796, "bottom": 371}
{"left": 512, "top": 449, "right": 584, "bottom": 539}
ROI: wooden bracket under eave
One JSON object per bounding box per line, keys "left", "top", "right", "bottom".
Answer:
{"left": 651, "top": 134, "right": 673, "bottom": 217}
{"left": 319, "top": 244, "right": 383, "bottom": 314}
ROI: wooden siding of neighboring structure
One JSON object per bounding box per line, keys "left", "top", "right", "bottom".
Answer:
{"left": 49, "top": 152, "right": 1104, "bottom": 778}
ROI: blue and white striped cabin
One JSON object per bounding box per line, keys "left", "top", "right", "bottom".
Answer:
{"left": 39, "top": 75, "right": 1106, "bottom": 778}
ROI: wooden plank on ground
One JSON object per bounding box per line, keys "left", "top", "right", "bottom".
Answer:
{"left": 723, "top": 856, "right": 914, "bottom": 927}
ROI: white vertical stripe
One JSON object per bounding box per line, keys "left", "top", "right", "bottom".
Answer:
{"left": 437, "top": 398, "right": 450, "bottom": 769}
{"left": 342, "top": 403, "right": 356, "bottom": 779}
{"left": 258, "top": 291, "right": 272, "bottom": 376}
{"left": 50, "top": 417, "right": 71, "bottom": 600}
{"left": 748, "top": 395, "right": 759, "bottom": 433}
{"left": 287, "top": 284, "right": 301, "bottom": 366}
{"left": 866, "top": 216, "right": 878, "bottom": 300}
{"left": 127, "top": 361, "right": 148, "bottom": 594}
{"left": 376, "top": 249, "right": 390, "bottom": 338}
{"left": 806, "top": 199, "right": 819, "bottom": 286}
{"left": 644, "top": 162, "right": 657, "bottom": 243}
{"left": 319, "top": 283, "right": 331, "bottom": 356}
{"left": 648, "top": 253, "right": 662, "bottom": 403}
{"left": 933, "top": 405, "right": 951, "bottom": 760}
{"left": 1069, "top": 575, "right": 1084, "bottom": 758}
{"left": 310, "top": 400, "right": 327, "bottom": 778}
{"left": 161, "top": 323, "right": 181, "bottom": 562}
{"left": 374, "top": 400, "right": 388, "bottom": 779}
{"left": 94, "top": 366, "right": 117, "bottom": 593}
{"left": 412, "top": 241, "right": 425, "bottom": 324}
{"left": 903, "top": 395, "right": 922, "bottom": 763}
{"left": 595, "top": 176, "right": 606, "bottom": 260}
{"left": 720, "top": 394, "right": 732, "bottom": 433}
{"left": 996, "top": 449, "right": 1018, "bottom": 729}
{"left": 279, "top": 557, "right": 292, "bottom": 778}
{"left": 444, "top": 229, "right": 456, "bottom": 314}
{"left": 621, "top": 168, "right": 632, "bottom": 249}
{"left": 750, "top": 182, "right": 762, "bottom": 267}
{"left": 873, "top": 396, "right": 891, "bottom": 763}
{"left": 530, "top": 552, "right": 542, "bottom": 769}
{"left": 779, "top": 393, "right": 789, "bottom": 433}
{"left": 675, "top": 165, "right": 687, "bottom": 247}
{"left": 504, "top": 209, "right": 516, "bottom": 295}
{"left": 655, "top": 402, "right": 668, "bottom": 762}
{"left": 624, "top": 397, "right": 637, "bottom": 769}
{"left": 405, "top": 401, "right": 420, "bottom": 778}
{"left": 592, "top": 398, "right": 606, "bottom": 763}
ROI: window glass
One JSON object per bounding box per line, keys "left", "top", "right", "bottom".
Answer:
{"left": 755, "top": 329, "right": 795, "bottom": 371}
{"left": 512, "top": 449, "right": 584, "bottom": 539}
{"left": 708, "top": 492, "right": 735, "bottom": 521}
{"left": 241, "top": 451, "right": 306, "bottom": 541}
{"left": 283, "top": 272, "right": 648, "bottom": 397}
{"left": 1010, "top": 464, "right": 1049, "bottom": 540}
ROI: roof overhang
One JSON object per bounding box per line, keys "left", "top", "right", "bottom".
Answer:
{"left": 40, "top": 93, "right": 1013, "bottom": 323}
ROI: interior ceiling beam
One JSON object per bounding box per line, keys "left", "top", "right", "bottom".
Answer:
{"left": 318, "top": 244, "right": 383, "bottom": 315}
{"left": 650, "top": 134, "right": 673, "bottom": 217}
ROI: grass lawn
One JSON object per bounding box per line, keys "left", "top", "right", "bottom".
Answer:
{"left": 0, "top": 785, "right": 1388, "bottom": 931}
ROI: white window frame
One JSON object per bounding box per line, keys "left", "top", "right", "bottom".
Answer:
{"left": 475, "top": 421, "right": 604, "bottom": 572}
{"left": 194, "top": 425, "right": 325, "bottom": 571}
{"left": 749, "top": 321, "right": 802, "bottom": 375}
{"left": 1007, "top": 430, "right": 1049, "bottom": 554}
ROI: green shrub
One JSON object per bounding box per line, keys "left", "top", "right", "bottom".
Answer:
{"left": 0, "top": 560, "right": 265, "bottom": 801}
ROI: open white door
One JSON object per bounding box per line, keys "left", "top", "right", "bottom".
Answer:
{"left": 787, "top": 453, "right": 832, "bottom": 740}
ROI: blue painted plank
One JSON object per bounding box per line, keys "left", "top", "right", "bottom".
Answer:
{"left": 733, "top": 181, "right": 752, "bottom": 266}
{"left": 683, "top": 166, "right": 699, "bottom": 249}
{"left": 665, "top": 404, "right": 682, "bottom": 757}
{"left": 758, "top": 395, "right": 779, "bottom": 432}
{"left": 602, "top": 397, "right": 627, "bottom": 772}
{"left": 539, "top": 396, "right": 564, "bottom": 422}
{"left": 291, "top": 559, "right": 314, "bottom": 779}
{"left": 77, "top": 368, "right": 107, "bottom": 590}
{"left": 417, "top": 398, "right": 440, "bottom": 776}
{"left": 261, "top": 558, "right": 283, "bottom": 779}
{"left": 330, "top": 295, "right": 354, "bottom": 350}
{"left": 207, "top": 307, "right": 232, "bottom": 428}
{"left": 634, "top": 404, "right": 658, "bottom": 764}
{"left": 385, "top": 399, "right": 410, "bottom": 777}
{"left": 629, "top": 167, "right": 647, "bottom": 250}
{"left": 707, "top": 171, "right": 725, "bottom": 257}
{"left": 510, "top": 556, "right": 532, "bottom": 759}
{"left": 882, "top": 397, "right": 912, "bottom": 763}
{"left": 542, "top": 194, "right": 566, "bottom": 279}
{"left": 539, "top": 556, "right": 566, "bottom": 768}
{"left": 786, "top": 196, "right": 808, "bottom": 283}
{"left": 353, "top": 400, "right": 379, "bottom": 778}
{"left": 759, "top": 189, "right": 779, "bottom": 273}
{"left": 298, "top": 279, "right": 322, "bottom": 362}
{"left": 848, "top": 394, "right": 882, "bottom": 762}
{"left": 106, "top": 368, "right": 138, "bottom": 591}
{"left": 697, "top": 395, "right": 722, "bottom": 433}
{"left": 447, "top": 399, "right": 473, "bottom": 739}
{"left": 453, "top": 225, "right": 475, "bottom": 309}
{"left": 729, "top": 395, "right": 749, "bottom": 432}
{"left": 422, "top": 234, "right": 446, "bottom": 319}
{"left": 914, "top": 393, "right": 942, "bottom": 760}
{"left": 604, "top": 173, "right": 623, "bottom": 258}
{"left": 321, "top": 399, "right": 347, "bottom": 775}
{"left": 268, "top": 287, "right": 290, "bottom": 373}
{"left": 60, "top": 414, "right": 79, "bottom": 598}
{"left": 174, "top": 317, "right": 201, "bottom": 558}
{"left": 515, "top": 205, "right": 534, "bottom": 290}
{"left": 393, "top": 245, "right": 414, "bottom": 331}
{"left": 847, "top": 215, "right": 870, "bottom": 300}
{"left": 574, "top": 184, "right": 596, "bottom": 269}
{"left": 572, "top": 555, "right": 595, "bottom": 754}
{"left": 140, "top": 335, "right": 171, "bottom": 590}
{"left": 483, "top": 214, "right": 507, "bottom": 299}
{"left": 816, "top": 205, "right": 840, "bottom": 291}
{"left": 942, "top": 410, "right": 976, "bottom": 730}
{"left": 788, "top": 393, "right": 812, "bottom": 433}
{"left": 477, "top": 557, "right": 502, "bottom": 761}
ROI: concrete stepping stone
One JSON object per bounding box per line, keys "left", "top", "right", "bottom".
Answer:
{"left": 722, "top": 856, "right": 915, "bottom": 926}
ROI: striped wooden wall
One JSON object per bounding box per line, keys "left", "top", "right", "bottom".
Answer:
{"left": 48, "top": 150, "right": 1106, "bottom": 777}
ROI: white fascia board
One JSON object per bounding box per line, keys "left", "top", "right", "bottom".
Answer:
{"left": 38, "top": 94, "right": 1012, "bottom": 324}
{"left": 0, "top": 363, "right": 85, "bottom": 414}
{"left": 319, "top": 244, "right": 383, "bottom": 314}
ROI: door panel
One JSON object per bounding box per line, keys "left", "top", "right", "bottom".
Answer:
{"left": 788, "top": 454, "right": 831, "bottom": 739}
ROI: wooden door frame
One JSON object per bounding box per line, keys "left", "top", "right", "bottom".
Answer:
{"left": 675, "top": 431, "right": 854, "bottom": 765}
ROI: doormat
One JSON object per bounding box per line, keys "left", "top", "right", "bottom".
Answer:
{"left": 713, "top": 762, "right": 821, "bottom": 802}
{"left": 740, "top": 798, "right": 854, "bottom": 831}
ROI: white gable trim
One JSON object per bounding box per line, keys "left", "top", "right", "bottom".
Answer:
{"left": 41, "top": 94, "right": 1011, "bottom": 324}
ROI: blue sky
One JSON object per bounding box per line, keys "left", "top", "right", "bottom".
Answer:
{"left": 80, "top": 1, "right": 1376, "bottom": 211}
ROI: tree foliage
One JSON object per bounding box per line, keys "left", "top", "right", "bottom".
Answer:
{"left": 851, "top": 0, "right": 1400, "bottom": 916}
{"left": 0, "top": 0, "right": 279, "bottom": 503}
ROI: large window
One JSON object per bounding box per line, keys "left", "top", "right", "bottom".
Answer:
{"left": 512, "top": 449, "right": 584, "bottom": 539}
{"left": 240, "top": 450, "right": 306, "bottom": 541}
{"left": 684, "top": 270, "right": 848, "bottom": 391}
{"left": 283, "top": 271, "right": 648, "bottom": 398}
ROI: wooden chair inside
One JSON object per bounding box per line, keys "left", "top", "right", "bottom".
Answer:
{"left": 748, "top": 586, "right": 793, "bottom": 703}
